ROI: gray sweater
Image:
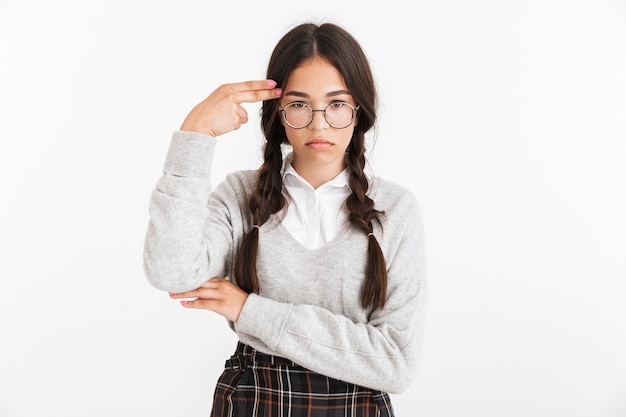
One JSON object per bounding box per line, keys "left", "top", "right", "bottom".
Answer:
{"left": 144, "top": 130, "right": 427, "bottom": 393}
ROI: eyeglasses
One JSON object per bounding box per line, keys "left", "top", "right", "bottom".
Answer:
{"left": 279, "top": 101, "right": 360, "bottom": 129}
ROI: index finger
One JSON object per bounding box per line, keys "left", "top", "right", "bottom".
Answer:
{"left": 231, "top": 79, "right": 282, "bottom": 103}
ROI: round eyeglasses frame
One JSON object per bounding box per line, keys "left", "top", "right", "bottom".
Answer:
{"left": 279, "top": 101, "right": 360, "bottom": 129}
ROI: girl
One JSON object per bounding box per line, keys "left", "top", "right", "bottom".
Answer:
{"left": 144, "top": 21, "right": 427, "bottom": 417}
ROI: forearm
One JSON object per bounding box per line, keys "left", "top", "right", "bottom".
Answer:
{"left": 143, "top": 131, "right": 225, "bottom": 292}
{"left": 235, "top": 289, "right": 425, "bottom": 394}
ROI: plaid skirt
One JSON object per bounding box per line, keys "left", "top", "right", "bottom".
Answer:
{"left": 210, "top": 342, "right": 395, "bottom": 417}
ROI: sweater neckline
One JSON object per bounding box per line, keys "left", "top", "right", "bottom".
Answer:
{"left": 267, "top": 216, "right": 356, "bottom": 253}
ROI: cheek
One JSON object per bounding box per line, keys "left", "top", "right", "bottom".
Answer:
{"left": 340, "top": 128, "right": 355, "bottom": 148}
{"left": 283, "top": 126, "right": 299, "bottom": 145}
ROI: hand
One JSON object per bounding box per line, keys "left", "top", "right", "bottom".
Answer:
{"left": 180, "top": 80, "right": 282, "bottom": 137}
{"left": 169, "top": 277, "right": 249, "bottom": 323}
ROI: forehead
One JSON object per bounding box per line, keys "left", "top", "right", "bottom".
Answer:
{"left": 284, "top": 57, "right": 348, "bottom": 94}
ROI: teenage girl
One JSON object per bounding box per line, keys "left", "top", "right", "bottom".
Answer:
{"left": 144, "top": 21, "right": 427, "bottom": 417}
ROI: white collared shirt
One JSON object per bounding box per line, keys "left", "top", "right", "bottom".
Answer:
{"left": 280, "top": 153, "right": 351, "bottom": 250}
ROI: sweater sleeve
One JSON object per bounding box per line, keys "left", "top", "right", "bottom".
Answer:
{"left": 143, "top": 130, "right": 236, "bottom": 293}
{"left": 234, "top": 195, "right": 427, "bottom": 394}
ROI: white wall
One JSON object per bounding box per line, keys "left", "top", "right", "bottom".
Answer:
{"left": 1, "top": 1, "right": 625, "bottom": 416}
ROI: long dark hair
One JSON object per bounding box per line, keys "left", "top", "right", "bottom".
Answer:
{"left": 233, "top": 22, "right": 388, "bottom": 310}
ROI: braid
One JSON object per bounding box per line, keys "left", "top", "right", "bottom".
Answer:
{"left": 233, "top": 140, "right": 286, "bottom": 294}
{"left": 345, "top": 139, "right": 388, "bottom": 310}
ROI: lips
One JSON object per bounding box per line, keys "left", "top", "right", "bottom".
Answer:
{"left": 306, "top": 138, "right": 332, "bottom": 145}
{"left": 306, "top": 139, "right": 333, "bottom": 151}
{"left": 305, "top": 139, "right": 334, "bottom": 151}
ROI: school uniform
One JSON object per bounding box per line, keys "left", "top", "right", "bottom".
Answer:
{"left": 144, "top": 131, "right": 427, "bottom": 416}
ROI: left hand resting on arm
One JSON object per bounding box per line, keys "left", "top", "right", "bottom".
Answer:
{"left": 169, "top": 278, "right": 248, "bottom": 323}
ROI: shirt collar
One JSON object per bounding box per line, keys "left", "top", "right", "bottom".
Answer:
{"left": 281, "top": 152, "right": 350, "bottom": 189}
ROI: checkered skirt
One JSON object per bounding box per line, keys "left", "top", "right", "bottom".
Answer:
{"left": 210, "top": 342, "right": 395, "bottom": 417}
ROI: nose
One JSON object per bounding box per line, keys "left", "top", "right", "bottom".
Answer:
{"left": 308, "top": 109, "right": 329, "bottom": 130}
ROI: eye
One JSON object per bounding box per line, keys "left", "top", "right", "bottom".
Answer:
{"left": 328, "top": 101, "right": 349, "bottom": 109}
{"left": 289, "top": 101, "right": 308, "bottom": 109}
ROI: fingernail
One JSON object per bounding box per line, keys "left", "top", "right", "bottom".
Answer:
{"left": 180, "top": 300, "right": 188, "bottom": 305}
{"left": 275, "top": 88, "right": 282, "bottom": 96}
{"left": 267, "top": 80, "right": 277, "bottom": 88}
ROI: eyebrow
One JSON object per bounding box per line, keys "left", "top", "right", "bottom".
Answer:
{"left": 283, "top": 90, "right": 352, "bottom": 98}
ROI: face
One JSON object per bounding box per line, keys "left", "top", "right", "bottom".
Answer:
{"left": 280, "top": 57, "right": 358, "bottom": 184}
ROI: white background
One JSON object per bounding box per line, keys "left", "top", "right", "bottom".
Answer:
{"left": 1, "top": 1, "right": 625, "bottom": 416}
